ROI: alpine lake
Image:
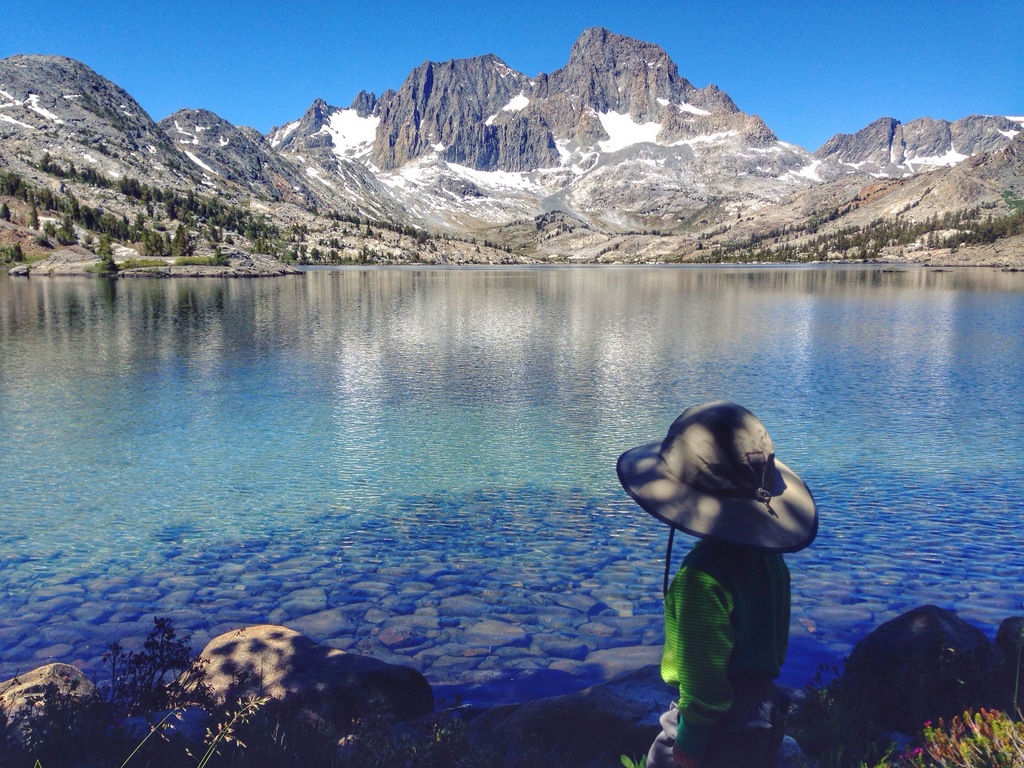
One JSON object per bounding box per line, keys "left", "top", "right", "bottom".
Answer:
{"left": 2, "top": 264, "right": 1022, "bottom": 706}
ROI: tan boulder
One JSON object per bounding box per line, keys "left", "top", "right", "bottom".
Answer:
{"left": 199, "top": 625, "right": 433, "bottom": 723}
{"left": 0, "top": 662, "right": 96, "bottom": 722}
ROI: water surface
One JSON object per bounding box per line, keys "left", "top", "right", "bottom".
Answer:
{"left": 1, "top": 266, "right": 1022, "bottom": 703}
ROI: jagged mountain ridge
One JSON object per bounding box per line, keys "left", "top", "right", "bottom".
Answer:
{"left": 814, "top": 114, "right": 1023, "bottom": 176}
{"left": 1, "top": 29, "right": 1022, "bottom": 266}
{"left": 266, "top": 27, "right": 1020, "bottom": 235}
{"left": 263, "top": 28, "right": 827, "bottom": 233}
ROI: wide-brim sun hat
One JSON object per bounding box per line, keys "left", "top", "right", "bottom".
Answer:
{"left": 617, "top": 400, "right": 817, "bottom": 553}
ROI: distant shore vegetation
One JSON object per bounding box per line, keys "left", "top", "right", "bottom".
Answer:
{"left": 2, "top": 156, "right": 1023, "bottom": 270}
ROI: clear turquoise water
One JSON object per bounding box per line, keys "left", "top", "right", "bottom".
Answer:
{"left": 1, "top": 266, "right": 1022, "bottom": 703}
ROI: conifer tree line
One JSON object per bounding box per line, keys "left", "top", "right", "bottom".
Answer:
{"left": 1, "top": 155, "right": 441, "bottom": 265}
{"left": 706, "top": 194, "right": 1024, "bottom": 263}
{"left": 2, "top": 153, "right": 1021, "bottom": 266}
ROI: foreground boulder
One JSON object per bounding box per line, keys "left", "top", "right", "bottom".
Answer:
{"left": 994, "top": 616, "right": 1024, "bottom": 711}
{"left": 199, "top": 624, "right": 434, "bottom": 723}
{"left": 0, "top": 662, "right": 96, "bottom": 722}
{"left": 841, "top": 605, "right": 997, "bottom": 733}
{"left": 468, "top": 664, "right": 667, "bottom": 767}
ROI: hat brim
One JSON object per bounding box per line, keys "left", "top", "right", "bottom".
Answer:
{"left": 617, "top": 441, "right": 818, "bottom": 553}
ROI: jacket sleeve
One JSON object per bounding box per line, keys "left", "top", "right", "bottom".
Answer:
{"left": 661, "top": 566, "right": 735, "bottom": 758}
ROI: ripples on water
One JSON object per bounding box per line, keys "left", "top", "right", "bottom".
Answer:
{"left": 1, "top": 266, "right": 1022, "bottom": 703}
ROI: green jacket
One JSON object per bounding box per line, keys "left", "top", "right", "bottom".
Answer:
{"left": 662, "top": 539, "right": 790, "bottom": 757}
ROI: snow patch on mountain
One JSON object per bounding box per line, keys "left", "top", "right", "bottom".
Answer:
{"left": 25, "top": 94, "right": 63, "bottom": 123}
{"left": 449, "top": 162, "right": 542, "bottom": 194}
{"left": 787, "top": 159, "right": 823, "bottom": 182}
{"left": 657, "top": 97, "right": 711, "bottom": 117}
{"left": 905, "top": 146, "right": 970, "bottom": 168}
{"left": 672, "top": 131, "right": 740, "bottom": 148}
{"left": 486, "top": 93, "right": 530, "bottom": 125}
{"left": 183, "top": 150, "right": 218, "bottom": 175}
{"left": 306, "top": 165, "right": 333, "bottom": 188}
{"left": 0, "top": 113, "right": 33, "bottom": 130}
{"left": 597, "top": 111, "right": 661, "bottom": 152}
{"left": 270, "top": 120, "right": 300, "bottom": 148}
{"left": 0, "top": 91, "right": 64, "bottom": 123}
{"left": 171, "top": 120, "right": 199, "bottom": 145}
{"left": 322, "top": 109, "right": 378, "bottom": 158}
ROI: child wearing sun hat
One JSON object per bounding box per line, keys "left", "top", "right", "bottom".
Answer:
{"left": 617, "top": 401, "right": 817, "bottom": 768}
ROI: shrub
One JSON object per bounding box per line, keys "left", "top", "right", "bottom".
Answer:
{"left": 118, "top": 258, "right": 167, "bottom": 269}
{"left": 0, "top": 618, "right": 212, "bottom": 767}
{"left": 787, "top": 665, "right": 895, "bottom": 768}
{"left": 911, "top": 709, "right": 1024, "bottom": 767}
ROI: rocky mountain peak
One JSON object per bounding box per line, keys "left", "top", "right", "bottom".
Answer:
{"left": 159, "top": 107, "right": 317, "bottom": 206}
{"left": 814, "top": 116, "right": 902, "bottom": 165}
{"left": 554, "top": 27, "right": 689, "bottom": 118}
{"left": 350, "top": 90, "right": 378, "bottom": 117}
{"left": 370, "top": 53, "right": 536, "bottom": 171}
{"left": 0, "top": 53, "right": 179, "bottom": 175}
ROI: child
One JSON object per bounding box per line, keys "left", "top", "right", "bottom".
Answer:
{"left": 616, "top": 401, "right": 817, "bottom": 768}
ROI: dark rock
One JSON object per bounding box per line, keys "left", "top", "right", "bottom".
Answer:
{"left": 842, "top": 605, "right": 997, "bottom": 733}
{"left": 994, "top": 616, "right": 1024, "bottom": 711}
{"left": 199, "top": 624, "right": 434, "bottom": 723}
{"left": 467, "top": 664, "right": 667, "bottom": 767}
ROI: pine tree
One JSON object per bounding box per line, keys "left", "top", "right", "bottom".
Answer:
{"left": 98, "top": 233, "right": 113, "bottom": 259}
{"left": 171, "top": 223, "right": 194, "bottom": 258}
{"left": 56, "top": 214, "right": 77, "bottom": 245}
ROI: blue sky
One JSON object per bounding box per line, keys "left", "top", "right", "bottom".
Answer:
{"left": 1, "top": 0, "right": 1020, "bottom": 151}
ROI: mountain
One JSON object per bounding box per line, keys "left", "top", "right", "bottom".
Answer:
{"left": 2, "top": 30, "right": 1022, "bottom": 271}
{"left": 0, "top": 54, "right": 186, "bottom": 183}
{"left": 159, "top": 108, "right": 318, "bottom": 206}
{"left": 814, "top": 114, "right": 1023, "bottom": 176}
{"left": 271, "top": 27, "right": 821, "bottom": 233}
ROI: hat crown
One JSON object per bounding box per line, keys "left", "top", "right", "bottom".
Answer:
{"left": 659, "top": 401, "right": 779, "bottom": 501}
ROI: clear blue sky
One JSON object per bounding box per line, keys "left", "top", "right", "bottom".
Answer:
{"left": 1, "top": 0, "right": 1020, "bottom": 151}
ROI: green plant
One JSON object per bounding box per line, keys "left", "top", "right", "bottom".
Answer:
{"left": 117, "top": 707, "right": 185, "bottom": 768}
{"left": 91, "top": 254, "right": 118, "bottom": 273}
{"left": 0, "top": 243, "right": 25, "bottom": 263}
{"left": 118, "top": 258, "right": 167, "bottom": 269}
{"left": 6, "top": 674, "right": 110, "bottom": 765}
{"left": 620, "top": 752, "right": 647, "bottom": 767}
{"left": 1013, "top": 626, "right": 1023, "bottom": 714}
{"left": 174, "top": 255, "right": 226, "bottom": 267}
{"left": 917, "top": 709, "right": 1024, "bottom": 767}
